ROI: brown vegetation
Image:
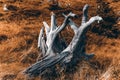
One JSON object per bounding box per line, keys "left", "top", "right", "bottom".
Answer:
{"left": 0, "top": 0, "right": 120, "bottom": 80}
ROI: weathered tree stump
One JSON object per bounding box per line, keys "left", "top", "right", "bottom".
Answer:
{"left": 24, "top": 4, "right": 103, "bottom": 77}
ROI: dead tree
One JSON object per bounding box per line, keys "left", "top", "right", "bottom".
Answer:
{"left": 24, "top": 4, "right": 103, "bottom": 77}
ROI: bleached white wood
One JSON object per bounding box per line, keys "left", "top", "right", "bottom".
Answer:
{"left": 38, "top": 27, "right": 47, "bottom": 56}
{"left": 24, "top": 4, "right": 103, "bottom": 77}
{"left": 38, "top": 27, "right": 44, "bottom": 48}
{"left": 43, "top": 21, "right": 50, "bottom": 36}
{"left": 51, "top": 12, "right": 57, "bottom": 31}
{"left": 62, "top": 13, "right": 78, "bottom": 34}
{"left": 81, "top": 4, "right": 89, "bottom": 25}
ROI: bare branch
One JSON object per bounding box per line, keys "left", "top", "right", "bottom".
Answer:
{"left": 81, "top": 4, "right": 89, "bottom": 25}
{"left": 38, "top": 27, "right": 48, "bottom": 56}
{"left": 38, "top": 27, "right": 44, "bottom": 48}
{"left": 56, "top": 12, "right": 76, "bottom": 33}
{"left": 85, "top": 16, "right": 103, "bottom": 27}
{"left": 46, "top": 12, "right": 76, "bottom": 51}
{"left": 68, "top": 19, "right": 78, "bottom": 34}
{"left": 62, "top": 16, "right": 103, "bottom": 63}
{"left": 43, "top": 21, "right": 50, "bottom": 35}
{"left": 41, "top": 37, "right": 47, "bottom": 56}
{"left": 51, "top": 12, "right": 57, "bottom": 31}
{"left": 62, "top": 13, "right": 78, "bottom": 34}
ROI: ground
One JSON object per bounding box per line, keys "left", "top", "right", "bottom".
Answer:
{"left": 0, "top": 0, "right": 120, "bottom": 80}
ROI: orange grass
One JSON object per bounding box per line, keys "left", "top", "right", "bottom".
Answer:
{"left": 0, "top": 0, "right": 120, "bottom": 80}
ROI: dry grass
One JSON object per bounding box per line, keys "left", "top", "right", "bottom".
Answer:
{"left": 0, "top": 0, "right": 120, "bottom": 80}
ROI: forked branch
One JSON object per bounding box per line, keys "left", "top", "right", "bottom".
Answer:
{"left": 24, "top": 4, "right": 103, "bottom": 77}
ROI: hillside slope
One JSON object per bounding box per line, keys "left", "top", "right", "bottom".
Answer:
{"left": 0, "top": 0, "right": 120, "bottom": 80}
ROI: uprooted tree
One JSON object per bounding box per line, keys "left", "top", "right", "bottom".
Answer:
{"left": 24, "top": 4, "right": 103, "bottom": 77}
